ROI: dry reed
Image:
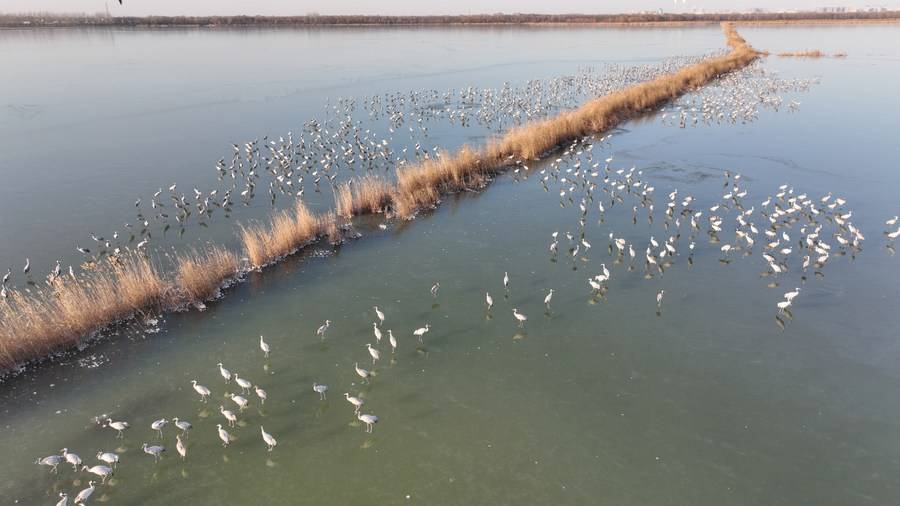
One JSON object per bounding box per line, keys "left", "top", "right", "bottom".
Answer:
{"left": 335, "top": 175, "right": 394, "bottom": 218}
{"left": 777, "top": 50, "right": 827, "bottom": 57}
{"left": 239, "top": 201, "right": 336, "bottom": 267}
{"left": 0, "top": 254, "right": 168, "bottom": 370}
{"left": 174, "top": 245, "right": 240, "bottom": 303}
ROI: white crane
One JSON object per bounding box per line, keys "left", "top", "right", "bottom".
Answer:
{"left": 366, "top": 343, "right": 380, "bottom": 364}
{"left": 61, "top": 448, "right": 82, "bottom": 470}
{"left": 217, "top": 363, "right": 232, "bottom": 382}
{"left": 544, "top": 289, "right": 554, "bottom": 309}
{"left": 96, "top": 451, "right": 119, "bottom": 468}
{"left": 656, "top": 290, "right": 665, "bottom": 308}
{"left": 259, "top": 335, "right": 270, "bottom": 358}
{"left": 354, "top": 363, "right": 371, "bottom": 383}
{"left": 388, "top": 329, "right": 397, "bottom": 353}
{"left": 313, "top": 382, "right": 329, "bottom": 400}
{"left": 430, "top": 281, "right": 440, "bottom": 298}
{"left": 150, "top": 418, "right": 168, "bottom": 438}
{"left": 104, "top": 418, "right": 130, "bottom": 438}
{"left": 172, "top": 417, "right": 192, "bottom": 436}
{"left": 219, "top": 405, "right": 237, "bottom": 427}
{"left": 191, "top": 380, "right": 211, "bottom": 402}
{"left": 260, "top": 426, "right": 277, "bottom": 451}
{"left": 344, "top": 392, "right": 364, "bottom": 413}
{"left": 230, "top": 393, "right": 249, "bottom": 411}
{"left": 485, "top": 292, "right": 493, "bottom": 310}
{"left": 36, "top": 454, "right": 63, "bottom": 473}
{"left": 373, "top": 306, "right": 385, "bottom": 324}
{"left": 142, "top": 443, "right": 165, "bottom": 463}
{"left": 81, "top": 464, "right": 113, "bottom": 483}
{"left": 503, "top": 271, "right": 510, "bottom": 291}
{"left": 73, "top": 481, "right": 95, "bottom": 505}
{"left": 358, "top": 413, "right": 379, "bottom": 433}
{"left": 254, "top": 385, "right": 267, "bottom": 404}
{"left": 373, "top": 322, "right": 382, "bottom": 342}
{"left": 512, "top": 308, "right": 527, "bottom": 327}
{"left": 216, "top": 424, "right": 232, "bottom": 447}
{"left": 234, "top": 374, "right": 252, "bottom": 394}
{"left": 316, "top": 319, "right": 331, "bottom": 339}
{"left": 55, "top": 492, "right": 68, "bottom": 506}
{"left": 413, "top": 324, "right": 430, "bottom": 342}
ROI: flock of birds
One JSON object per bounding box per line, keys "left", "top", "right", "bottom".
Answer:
{"left": 17, "top": 50, "right": 900, "bottom": 505}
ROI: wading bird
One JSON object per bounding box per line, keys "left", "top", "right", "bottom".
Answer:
{"left": 413, "top": 324, "right": 430, "bottom": 342}
{"left": 191, "top": 380, "right": 211, "bottom": 402}
{"left": 344, "top": 392, "right": 364, "bottom": 413}
{"left": 358, "top": 413, "right": 379, "bottom": 433}
{"left": 313, "top": 382, "right": 329, "bottom": 400}
{"left": 512, "top": 308, "right": 527, "bottom": 327}
{"left": 260, "top": 426, "right": 277, "bottom": 451}
{"left": 142, "top": 443, "right": 165, "bottom": 463}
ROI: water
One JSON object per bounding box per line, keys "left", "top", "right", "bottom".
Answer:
{"left": 2, "top": 24, "right": 900, "bottom": 505}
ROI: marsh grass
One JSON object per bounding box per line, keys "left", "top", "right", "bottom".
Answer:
{"left": 174, "top": 246, "right": 240, "bottom": 304}
{"left": 335, "top": 175, "right": 394, "bottom": 218}
{"left": 777, "top": 50, "right": 827, "bottom": 57}
{"left": 239, "top": 201, "right": 338, "bottom": 267}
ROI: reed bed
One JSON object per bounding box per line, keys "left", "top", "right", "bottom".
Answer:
{"left": 174, "top": 245, "right": 240, "bottom": 304}
{"left": 335, "top": 175, "right": 395, "bottom": 218}
{"left": 0, "top": 24, "right": 760, "bottom": 374}
{"left": 0, "top": 254, "right": 168, "bottom": 370}
{"left": 239, "top": 201, "right": 337, "bottom": 267}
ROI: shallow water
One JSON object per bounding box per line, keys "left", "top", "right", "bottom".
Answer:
{"left": 2, "top": 25, "right": 900, "bottom": 505}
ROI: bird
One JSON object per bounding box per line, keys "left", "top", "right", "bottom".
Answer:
{"left": 656, "top": 290, "right": 665, "bottom": 308}
{"left": 431, "top": 281, "right": 440, "bottom": 298}
{"left": 219, "top": 405, "right": 237, "bottom": 427}
{"left": 254, "top": 385, "right": 267, "bottom": 404}
{"left": 388, "top": 329, "right": 397, "bottom": 353}
{"left": 260, "top": 426, "right": 277, "bottom": 451}
{"left": 216, "top": 424, "right": 232, "bottom": 447}
{"left": 81, "top": 464, "right": 113, "bottom": 483}
{"left": 344, "top": 392, "right": 364, "bottom": 413}
{"left": 60, "top": 448, "right": 82, "bottom": 470}
{"left": 234, "top": 374, "right": 252, "bottom": 394}
{"left": 103, "top": 418, "right": 130, "bottom": 438}
{"left": 358, "top": 412, "right": 379, "bottom": 433}
{"left": 313, "top": 382, "right": 329, "bottom": 400}
{"left": 23, "top": 258, "right": 30, "bottom": 275}
{"left": 512, "top": 308, "right": 527, "bottom": 327}
{"left": 777, "top": 299, "right": 792, "bottom": 312}
{"left": 150, "top": 418, "right": 168, "bottom": 438}
{"left": 172, "top": 417, "right": 192, "bottom": 436}
{"left": 175, "top": 435, "right": 187, "bottom": 460}
{"left": 230, "top": 393, "right": 249, "bottom": 411}
{"left": 485, "top": 292, "right": 493, "bottom": 310}
{"left": 503, "top": 271, "right": 510, "bottom": 290}
{"left": 316, "top": 319, "right": 331, "bottom": 339}
{"left": 373, "top": 322, "right": 382, "bottom": 342}
{"left": 784, "top": 288, "right": 801, "bottom": 302}
{"left": 96, "top": 451, "right": 119, "bottom": 468}
{"left": 413, "top": 324, "right": 431, "bottom": 342}
{"left": 217, "top": 363, "right": 232, "bottom": 382}
{"left": 55, "top": 492, "right": 68, "bottom": 506}
{"left": 36, "top": 454, "right": 63, "bottom": 473}
{"left": 366, "top": 343, "right": 380, "bottom": 364}
{"left": 142, "top": 443, "right": 165, "bottom": 462}
{"left": 73, "top": 481, "right": 96, "bottom": 505}
{"left": 191, "top": 380, "right": 211, "bottom": 402}
{"left": 373, "top": 306, "right": 385, "bottom": 324}
{"left": 259, "top": 335, "right": 270, "bottom": 358}
{"left": 544, "top": 289, "right": 554, "bottom": 309}
{"left": 354, "top": 362, "right": 371, "bottom": 383}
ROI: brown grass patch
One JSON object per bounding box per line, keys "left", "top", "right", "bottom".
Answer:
{"left": 335, "top": 175, "right": 394, "bottom": 218}
{"left": 174, "top": 245, "right": 239, "bottom": 303}
{"left": 0, "top": 254, "right": 168, "bottom": 370}
{"left": 777, "top": 50, "right": 827, "bottom": 57}
{"left": 239, "top": 201, "right": 335, "bottom": 267}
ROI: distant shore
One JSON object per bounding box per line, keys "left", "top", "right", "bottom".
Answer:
{"left": 2, "top": 11, "right": 900, "bottom": 29}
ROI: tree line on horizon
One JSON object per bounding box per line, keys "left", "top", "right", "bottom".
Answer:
{"left": 2, "top": 10, "right": 899, "bottom": 28}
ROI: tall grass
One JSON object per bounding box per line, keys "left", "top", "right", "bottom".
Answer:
{"left": 335, "top": 175, "right": 394, "bottom": 218}
{"left": 777, "top": 50, "right": 827, "bottom": 57}
{"left": 0, "top": 254, "right": 168, "bottom": 371}
{"left": 174, "top": 246, "right": 239, "bottom": 304}
{"left": 239, "top": 201, "right": 338, "bottom": 267}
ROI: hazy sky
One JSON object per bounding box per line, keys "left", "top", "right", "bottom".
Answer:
{"left": 4, "top": 0, "right": 900, "bottom": 16}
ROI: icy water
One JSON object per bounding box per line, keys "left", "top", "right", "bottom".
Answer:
{"left": 2, "top": 25, "right": 900, "bottom": 505}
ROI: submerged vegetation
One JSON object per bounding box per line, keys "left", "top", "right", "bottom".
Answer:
{"left": 0, "top": 23, "right": 759, "bottom": 373}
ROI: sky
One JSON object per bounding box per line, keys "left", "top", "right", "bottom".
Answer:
{"left": 2, "top": 0, "right": 899, "bottom": 16}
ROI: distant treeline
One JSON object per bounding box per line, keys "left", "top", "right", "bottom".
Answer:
{"left": 2, "top": 11, "right": 900, "bottom": 28}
